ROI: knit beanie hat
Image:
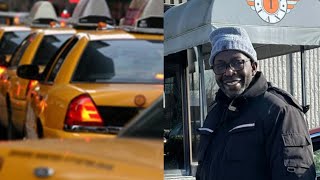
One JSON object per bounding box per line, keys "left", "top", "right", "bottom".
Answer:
{"left": 208, "top": 27, "right": 257, "bottom": 66}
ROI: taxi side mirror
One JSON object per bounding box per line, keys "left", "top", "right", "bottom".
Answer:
{"left": 0, "top": 54, "right": 8, "bottom": 67}
{"left": 17, "top": 65, "right": 40, "bottom": 80}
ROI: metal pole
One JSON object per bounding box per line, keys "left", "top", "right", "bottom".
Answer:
{"left": 288, "top": 53, "right": 294, "bottom": 95}
{"left": 300, "top": 46, "right": 306, "bottom": 107}
{"left": 194, "top": 46, "right": 208, "bottom": 126}
{"left": 180, "top": 58, "right": 191, "bottom": 175}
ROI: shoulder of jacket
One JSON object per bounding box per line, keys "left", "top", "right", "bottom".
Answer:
{"left": 265, "top": 82, "right": 308, "bottom": 113}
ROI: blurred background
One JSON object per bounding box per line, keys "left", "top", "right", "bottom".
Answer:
{"left": 0, "top": 0, "right": 132, "bottom": 25}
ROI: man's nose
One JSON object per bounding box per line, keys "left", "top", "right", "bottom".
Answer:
{"left": 224, "top": 66, "right": 235, "bottom": 76}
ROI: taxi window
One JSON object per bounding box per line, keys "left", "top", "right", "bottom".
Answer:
{"left": 0, "top": 31, "right": 30, "bottom": 55}
{"left": 32, "top": 34, "right": 73, "bottom": 66}
{"left": 46, "top": 37, "right": 78, "bottom": 82}
{"left": 72, "top": 39, "right": 163, "bottom": 84}
{"left": 9, "top": 33, "right": 36, "bottom": 67}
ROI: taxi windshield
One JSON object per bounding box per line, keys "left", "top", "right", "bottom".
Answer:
{"left": 72, "top": 39, "right": 163, "bottom": 84}
{"left": 0, "top": 31, "right": 30, "bottom": 55}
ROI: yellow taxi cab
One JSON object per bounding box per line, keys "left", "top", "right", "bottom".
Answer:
{"left": 0, "top": 26, "right": 31, "bottom": 77}
{"left": 0, "top": 28, "right": 76, "bottom": 139}
{"left": 17, "top": 24, "right": 163, "bottom": 139}
{"left": 0, "top": 96, "right": 163, "bottom": 180}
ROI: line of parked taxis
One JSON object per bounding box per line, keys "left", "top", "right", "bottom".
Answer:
{"left": 0, "top": 0, "right": 163, "bottom": 139}
{"left": 0, "top": 0, "right": 163, "bottom": 179}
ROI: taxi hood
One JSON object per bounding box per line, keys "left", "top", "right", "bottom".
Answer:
{"left": 0, "top": 138, "right": 163, "bottom": 179}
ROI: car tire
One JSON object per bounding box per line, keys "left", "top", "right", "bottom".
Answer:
{"left": 6, "top": 97, "right": 14, "bottom": 140}
{"left": 0, "top": 123, "right": 7, "bottom": 140}
{"left": 23, "top": 102, "right": 40, "bottom": 139}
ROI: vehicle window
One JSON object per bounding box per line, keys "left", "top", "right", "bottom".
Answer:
{"left": 46, "top": 37, "right": 78, "bottom": 82}
{"left": 72, "top": 39, "right": 163, "bottom": 84}
{"left": 9, "top": 33, "right": 36, "bottom": 67}
{"left": 313, "top": 136, "right": 320, "bottom": 178}
{"left": 0, "top": 31, "right": 30, "bottom": 55}
{"left": 314, "top": 149, "right": 320, "bottom": 178}
{"left": 118, "top": 97, "right": 163, "bottom": 139}
{"left": 32, "top": 34, "right": 73, "bottom": 66}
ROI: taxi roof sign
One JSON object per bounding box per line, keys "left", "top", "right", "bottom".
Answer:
{"left": 69, "top": 0, "right": 114, "bottom": 27}
{"left": 25, "top": 1, "right": 58, "bottom": 27}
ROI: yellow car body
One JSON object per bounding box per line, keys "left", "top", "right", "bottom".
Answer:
{"left": 20, "top": 28, "right": 163, "bottom": 139}
{"left": 0, "top": 28, "right": 76, "bottom": 139}
{"left": 0, "top": 95, "right": 164, "bottom": 180}
{"left": 0, "top": 138, "right": 163, "bottom": 180}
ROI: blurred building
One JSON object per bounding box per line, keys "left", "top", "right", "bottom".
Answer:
{"left": 2, "top": 0, "right": 35, "bottom": 11}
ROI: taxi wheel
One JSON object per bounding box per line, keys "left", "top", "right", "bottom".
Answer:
{"left": 36, "top": 119, "right": 43, "bottom": 138}
{"left": 6, "top": 98, "right": 15, "bottom": 140}
{"left": 0, "top": 123, "right": 7, "bottom": 140}
{"left": 6, "top": 97, "right": 21, "bottom": 140}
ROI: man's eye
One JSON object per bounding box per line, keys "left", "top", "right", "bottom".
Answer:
{"left": 215, "top": 64, "right": 225, "bottom": 69}
{"left": 232, "top": 61, "right": 242, "bottom": 66}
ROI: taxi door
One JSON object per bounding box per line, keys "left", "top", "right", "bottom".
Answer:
{"left": 8, "top": 33, "right": 42, "bottom": 132}
{"left": 29, "top": 37, "right": 79, "bottom": 136}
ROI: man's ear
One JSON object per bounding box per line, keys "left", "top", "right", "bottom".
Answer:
{"left": 251, "top": 61, "right": 258, "bottom": 75}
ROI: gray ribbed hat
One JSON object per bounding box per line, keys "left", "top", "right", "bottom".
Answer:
{"left": 208, "top": 27, "right": 257, "bottom": 66}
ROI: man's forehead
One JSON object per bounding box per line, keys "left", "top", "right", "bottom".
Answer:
{"left": 214, "top": 51, "right": 249, "bottom": 63}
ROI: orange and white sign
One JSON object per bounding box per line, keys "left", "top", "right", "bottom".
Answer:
{"left": 247, "top": 0, "right": 299, "bottom": 24}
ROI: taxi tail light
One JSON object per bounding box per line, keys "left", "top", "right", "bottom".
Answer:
{"left": 26, "top": 80, "right": 38, "bottom": 96}
{"left": 65, "top": 94, "right": 103, "bottom": 127}
{"left": 0, "top": 66, "right": 6, "bottom": 76}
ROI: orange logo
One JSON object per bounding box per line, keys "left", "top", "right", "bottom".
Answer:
{"left": 247, "top": 0, "right": 299, "bottom": 24}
